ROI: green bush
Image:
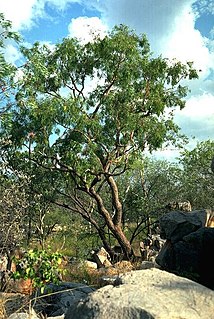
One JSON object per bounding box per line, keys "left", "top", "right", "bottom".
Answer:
{"left": 12, "top": 248, "right": 64, "bottom": 292}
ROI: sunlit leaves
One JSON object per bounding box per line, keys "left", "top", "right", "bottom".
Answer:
{"left": 0, "top": 13, "right": 20, "bottom": 46}
{"left": 179, "top": 140, "right": 214, "bottom": 209}
{"left": 3, "top": 24, "right": 199, "bottom": 191}
{"left": 0, "top": 168, "right": 31, "bottom": 252}
{"left": 0, "top": 13, "right": 20, "bottom": 116}
{"left": 12, "top": 248, "right": 64, "bottom": 289}
{"left": 0, "top": 22, "right": 201, "bottom": 257}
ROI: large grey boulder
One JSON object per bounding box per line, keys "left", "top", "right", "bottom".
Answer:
{"left": 159, "top": 209, "right": 208, "bottom": 243}
{"left": 8, "top": 312, "right": 64, "bottom": 319}
{"left": 8, "top": 309, "right": 39, "bottom": 319}
{"left": 33, "top": 282, "right": 95, "bottom": 317}
{"left": 65, "top": 268, "right": 214, "bottom": 319}
{"left": 156, "top": 210, "right": 214, "bottom": 289}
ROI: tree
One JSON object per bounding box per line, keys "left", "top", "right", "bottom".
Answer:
{"left": 121, "top": 157, "right": 184, "bottom": 242}
{"left": 0, "top": 12, "right": 20, "bottom": 117}
{"left": 0, "top": 164, "right": 30, "bottom": 270}
{"left": 179, "top": 140, "right": 214, "bottom": 209}
{"left": 25, "top": 195, "right": 63, "bottom": 249}
{"left": 2, "top": 25, "right": 198, "bottom": 260}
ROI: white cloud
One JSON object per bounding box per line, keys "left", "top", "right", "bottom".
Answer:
{"left": 4, "top": 44, "right": 22, "bottom": 64}
{"left": 14, "top": 69, "right": 24, "bottom": 82}
{"left": 46, "top": 0, "right": 82, "bottom": 11}
{"left": 91, "top": 0, "right": 214, "bottom": 160}
{"left": 0, "top": 0, "right": 45, "bottom": 30}
{"left": 0, "top": 0, "right": 83, "bottom": 31}
{"left": 180, "top": 93, "right": 214, "bottom": 118}
{"left": 151, "top": 148, "right": 182, "bottom": 162}
{"left": 92, "top": 0, "right": 214, "bottom": 101}
{"left": 68, "top": 16, "right": 108, "bottom": 44}
{"left": 93, "top": 1, "right": 212, "bottom": 71}
{"left": 92, "top": 0, "right": 195, "bottom": 50}
{"left": 162, "top": 8, "right": 211, "bottom": 73}
{"left": 175, "top": 93, "right": 214, "bottom": 140}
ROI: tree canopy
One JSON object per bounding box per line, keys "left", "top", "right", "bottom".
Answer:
{"left": 179, "top": 140, "right": 214, "bottom": 209}
{"left": 0, "top": 24, "right": 199, "bottom": 259}
{"left": 0, "top": 13, "right": 20, "bottom": 117}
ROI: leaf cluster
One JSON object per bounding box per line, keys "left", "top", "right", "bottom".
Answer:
{"left": 6, "top": 25, "right": 199, "bottom": 189}
{"left": 12, "top": 248, "right": 64, "bottom": 291}
{"left": 0, "top": 13, "right": 20, "bottom": 116}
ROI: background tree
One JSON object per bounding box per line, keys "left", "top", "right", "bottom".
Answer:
{"left": 0, "top": 12, "right": 20, "bottom": 117}
{"left": 179, "top": 140, "right": 214, "bottom": 209}
{"left": 0, "top": 163, "right": 30, "bottom": 269}
{"left": 0, "top": 12, "right": 28, "bottom": 268}
{"left": 25, "top": 196, "right": 63, "bottom": 249}
{"left": 2, "top": 25, "right": 198, "bottom": 260}
{"left": 121, "top": 157, "right": 184, "bottom": 243}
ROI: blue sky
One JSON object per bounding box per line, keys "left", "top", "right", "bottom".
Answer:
{"left": 1, "top": 0, "right": 214, "bottom": 160}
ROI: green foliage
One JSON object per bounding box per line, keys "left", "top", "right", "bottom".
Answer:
{"left": 120, "top": 157, "right": 184, "bottom": 240}
{"left": 46, "top": 216, "right": 102, "bottom": 259}
{"left": 6, "top": 24, "right": 198, "bottom": 165}
{"left": 0, "top": 13, "right": 20, "bottom": 47}
{"left": 0, "top": 13, "right": 20, "bottom": 117}
{"left": 179, "top": 140, "right": 214, "bottom": 209}
{"left": 125, "top": 157, "right": 182, "bottom": 205}
{"left": 0, "top": 166, "right": 31, "bottom": 253}
{"left": 12, "top": 248, "right": 64, "bottom": 291}
{"left": 0, "top": 23, "right": 199, "bottom": 258}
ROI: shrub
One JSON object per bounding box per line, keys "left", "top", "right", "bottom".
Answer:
{"left": 11, "top": 248, "right": 64, "bottom": 292}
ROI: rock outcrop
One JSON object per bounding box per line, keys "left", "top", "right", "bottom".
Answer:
{"left": 156, "top": 209, "right": 214, "bottom": 289}
{"left": 65, "top": 268, "right": 214, "bottom": 319}
{"left": 33, "top": 282, "right": 95, "bottom": 317}
{"left": 7, "top": 207, "right": 214, "bottom": 319}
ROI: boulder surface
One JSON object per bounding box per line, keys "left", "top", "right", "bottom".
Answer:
{"left": 65, "top": 268, "right": 214, "bottom": 319}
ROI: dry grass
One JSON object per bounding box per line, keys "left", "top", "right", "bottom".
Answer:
{"left": 0, "top": 292, "right": 30, "bottom": 318}
{"left": 0, "top": 260, "right": 141, "bottom": 318}
{"left": 62, "top": 259, "right": 140, "bottom": 288}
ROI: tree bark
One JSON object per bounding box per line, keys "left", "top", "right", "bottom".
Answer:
{"left": 89, "top": 185, "right": 133, "bottom": 260}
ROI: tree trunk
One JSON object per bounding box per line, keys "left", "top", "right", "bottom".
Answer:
{"left": 89, "top": 186, "right": 133, "bottom": 261}
{"left": 112, "top": 225, "right": 133, "bottom": 260}
{"left": 6, "top": 250, "right": 13, "bottom": 271}
{"left": 26, "top": 216, "right": 32, "bottom": 246}
{"left": 97, "top": 227, "right": 115, "bottom": 261}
